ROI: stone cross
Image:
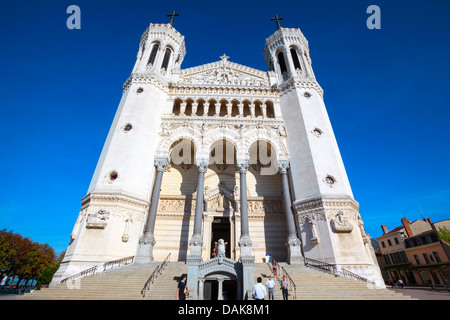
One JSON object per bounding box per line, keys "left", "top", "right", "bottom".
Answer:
{"left": 271, "top": 15, "right": 284, "bottom": 30}
{"left": 167, "top": 11, "right": 179, "bottom": 26}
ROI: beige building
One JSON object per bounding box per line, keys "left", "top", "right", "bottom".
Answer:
{"left": 377, "top": 218, "right": 450, "bottom": 287}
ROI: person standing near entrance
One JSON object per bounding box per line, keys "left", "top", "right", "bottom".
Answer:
{"left": 252, "top": 277, "right": 267, "bottom": 300}
{"left": 176, "top": 275, "right": 188, "bottom": 300}
{"left": 280, "top": 276, "right": 289, "bottom": 300}
{"left": 266, "top": 275, "right": 275, "bottom": 300}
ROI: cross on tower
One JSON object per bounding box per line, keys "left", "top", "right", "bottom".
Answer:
{"left": 271, "top": 15, "right": 284, "bottom": 30}
{"left": 167, "top": 11, "right": 179, "bottom": 26}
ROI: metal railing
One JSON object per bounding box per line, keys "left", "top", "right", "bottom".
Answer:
{"left": 103, "top": 256, "right": 134, "bottom": 271}
{"left": 59, "top": 256, "right": 135, "bottom": 284}
{"left": 304, "top": 257, "right": 376, "bottom": 286}
{"left": 60, "top": 265, "right": 98, "bottom": 284}
{"left": 141, "top": 253, "right": 171, "bottom": 298}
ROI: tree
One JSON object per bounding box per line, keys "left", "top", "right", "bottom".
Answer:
{"left": 0, "top": 229, "right": 56, "bottom": 287}
{"left": 438, "top": 227, "right": 450, "bottom": 243}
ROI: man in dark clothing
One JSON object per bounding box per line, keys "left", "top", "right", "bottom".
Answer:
{"left": 176, "top": 275, "right": 187, "bottom": 300}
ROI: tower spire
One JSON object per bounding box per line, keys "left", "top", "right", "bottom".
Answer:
{"left": 167, "top": 11, "right": 179, "bottom": 26}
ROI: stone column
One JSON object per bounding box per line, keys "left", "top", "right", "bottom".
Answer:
{"left": 203, "top": 102, "right": 208, "bottom": 117}
{"left": 279, "top": 160, "right": 302, "bottom": 264}
{"left": 186, "top": 159, "right": 208, "bottom": 300}
{"left": 198, "top": 278, "right": 205, "bottom": 300}
{"left": 249, "top": 102, "right": 255, "bottom": 118}
{"left": 238, "top": 102, "right": 244, "bottom": 117}
{"left": 192, "top": 101, "right": 198, "bottom": 116}
{"left": 217, "top": 278, "right": 224, "bottom": 300}
{"left": 226, "top": 102, "right": 232, "bottom": 117}
{"left": 214, "top": 101, "right": 220, "bottom": 116}
{"left": 236, "top": 160, "right": 254, "bottom": 299}
{"left": 180, "top": 100, "right": 187, "bottom": 116}
{"left": 237, "top": 160, "right": 251, "bottom": 246}
{"left": 190, "top": 159, "right": 208, "bottom": 252}
{"left": 136, "top": 157, "right": 169, "bottom": 263}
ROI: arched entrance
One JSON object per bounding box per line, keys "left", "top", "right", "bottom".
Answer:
{"left": 211, "top": 217, "right": 231, "bottom": 259}
{"left": 203, "top": 274, "right": 238, "bottom": 300}
{"left": 197, "top": 257, "right": 243, "bottom": 300}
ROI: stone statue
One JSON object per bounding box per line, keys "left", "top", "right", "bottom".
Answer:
{"left": 216, "top": 238, "right": 227, "bottom": 264}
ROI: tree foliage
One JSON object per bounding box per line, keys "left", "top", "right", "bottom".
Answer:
{"left": 438, "top": 227, "right": 450, "bottom": 243}
{"left": 0, "top": 229, "right": 57, "bottom": 285}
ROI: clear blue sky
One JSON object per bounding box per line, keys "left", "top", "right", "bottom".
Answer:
{"left": 1, "top": 0, "right": 449, "bottom": 254}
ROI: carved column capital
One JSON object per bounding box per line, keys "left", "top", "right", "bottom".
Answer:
{"left": 196, "top": 159, "right": 209, "bottom": 173}
{"left": 278, "top": 159, "right": 290, "bottom": 174}
{"left": 154, "top": 157, "right": 169, "bottom": 172}
{"left": 236, "top": 160, "right": 249, "bottom": 174}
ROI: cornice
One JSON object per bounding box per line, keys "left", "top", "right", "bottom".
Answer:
{"left": 81, "top": 191, "right": 149, "bottom": 211}
{"left": 279, "top": 77, "right": 324, "bottom": 98}
{"left": 123, "top": 72, "right": 169, "bottom": 93}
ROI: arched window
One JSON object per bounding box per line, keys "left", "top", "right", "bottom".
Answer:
{"left": 277, "top": 52, "right": 287, "bottom": 75}
{"left": 147, "top": 43, "right": 159, "bottom": 66}
{"left": 161, "top": 48, "right": 172, "bottom": 70}
{"left": 290, "top": 48, "right": 301, "bottom": 70}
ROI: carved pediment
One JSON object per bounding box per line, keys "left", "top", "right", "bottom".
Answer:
{"left": 205, "top": 183, "right": 238, "bottom": 212}
{"left": 177, "top": 56, "right": 270, "bottom": 87}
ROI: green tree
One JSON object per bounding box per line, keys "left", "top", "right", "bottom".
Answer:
{"left": 438, "top": 227, "right": 450, "bottom": 243}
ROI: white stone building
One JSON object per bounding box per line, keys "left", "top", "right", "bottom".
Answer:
{"left": 52, "top": 17, "right": 384, "bottom": 297}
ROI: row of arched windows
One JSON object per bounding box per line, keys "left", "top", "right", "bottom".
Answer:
{"left": 172, "top": 98, "right": 276, "bottom": 118}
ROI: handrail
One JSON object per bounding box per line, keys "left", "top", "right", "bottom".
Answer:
{"left": 59, "top": 255, "right": 135, "bottom": 284}
{"left": 304, "top": 257, "right": 376, "bottom": 286}
{"left": 60, "top": 265, "right": 98, "bottom": 284}
{"left": 280, "top": 266, "right": 297, "bottom": 300}
{"left": 141, "top": 253, "right": 171, "bottom": 298}
{"left": 103, "top": 256, "right": 134, "bottom": 271}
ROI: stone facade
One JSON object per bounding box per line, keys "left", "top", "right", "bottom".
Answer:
{"left": 51, "top": 20, "right": 385, "bottom": 294}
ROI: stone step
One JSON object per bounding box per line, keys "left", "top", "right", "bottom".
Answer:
{"left": 22, "top": 261, "right": 415, "bottom": 300}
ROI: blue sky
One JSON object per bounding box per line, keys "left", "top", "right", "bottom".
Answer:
{"left": 1, "top": 0, "right": 449, "bottom": 254}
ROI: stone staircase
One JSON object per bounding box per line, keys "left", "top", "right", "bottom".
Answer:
{"left": 253, "top": 262, "right": 415, "bottom": 300}
{"left": 21, "top": 261, "right": 414, "bottom": 300}
{"left": 21, "top": 262, "right": 187, "bottom": 300}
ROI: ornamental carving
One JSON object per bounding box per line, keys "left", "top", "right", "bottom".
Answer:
{"left": 86, "top": 209, "right": 110, "bottom": 229}
{"left": 330, "top": 211, "right": 353, "bottom": 233}
{"left": 177, "top": 58, "right": 270, "bottom": 88}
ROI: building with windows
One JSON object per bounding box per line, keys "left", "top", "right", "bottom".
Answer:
{"left": 377, "top": 217, "right": 450, "bottom": 287}
{"left": 51, "top": 17, "right": 385, "bottom": 298}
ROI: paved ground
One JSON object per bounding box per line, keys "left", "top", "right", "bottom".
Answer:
{"left": 387, "top": 286, "right": 450, "bottom": 300}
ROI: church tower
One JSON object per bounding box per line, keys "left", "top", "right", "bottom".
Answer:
{"left": 52, "top": 21, "right": 186, "bottom": 283}
{"left": 52, "top": 15, "right": 384, "bottom": 293}
{"left": 263, "top": 19, "right": 384, "bottom": 286}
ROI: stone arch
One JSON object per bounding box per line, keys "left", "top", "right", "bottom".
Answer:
{"left": 169, "top": 137, "right": 196, "bottom": 165}
{"left": 203, "top": 128, "right": 244, "bottom": 160}
{"left": 156, "top": 126, "right": 202, "bottom": 159}
{"left": 244, "top": 128, "right": 289, "bottom": 161}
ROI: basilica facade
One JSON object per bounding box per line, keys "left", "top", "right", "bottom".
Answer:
{"left": 52, "top": 18, "right": 384, "bottom": 297}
